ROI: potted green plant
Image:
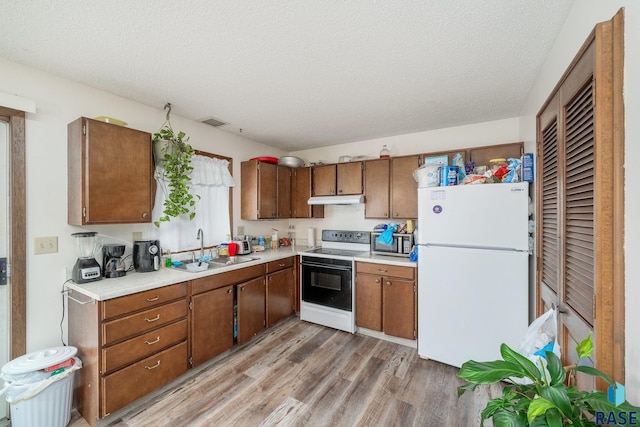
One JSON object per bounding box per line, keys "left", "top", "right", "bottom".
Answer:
{"left": 152, "top": 125, "right": 200, "bottom": 227}
{"left": 457, "top": 333, "right": 639, "bottom": 426}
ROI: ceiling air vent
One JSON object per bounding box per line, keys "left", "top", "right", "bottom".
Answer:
{"left": 200, "top": 116, "right": 228, "bottom": 127}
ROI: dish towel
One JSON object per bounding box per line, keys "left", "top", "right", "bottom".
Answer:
{"left": 376, "top": 223, "right": 398, "bottom": 245}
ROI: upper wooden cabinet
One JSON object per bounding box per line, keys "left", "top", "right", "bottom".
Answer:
{"left": 468, "top": 142, "right": 523, "bottom": 169}
{"left": 241, "top": 160, "right": 277, "bottom": 219}
{"left": 312, "top": 164, "right": 336, "bottom": 196}
{"left": 241, "top": 160, "right": 293, "bottom": 219}
{"left": 364, "top": 159, "right": 390, "bottom": 219}
{"left": 390, "top": 155, "right": 420, "bottom": 219}
{"left": 337, "top": 162, "right": 363, "bottom": 195}
{"left": 312, "top": 162, "right": 363, "bottom": 196}
{"left": 276, "top": 165, "right": 292, "bottom": 218}
{"left": 68, "top": 117, "right": 154, "bottom": 225}
{"left": 291, "top": 167, "right": 324, "bottom": 219}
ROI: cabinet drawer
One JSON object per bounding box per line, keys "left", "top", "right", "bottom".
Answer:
{"left": 356, "top": 262, "right": 415, "bottom": 280}
{"left": 191, "top": 264, "right": 265, "bottom": 294}
{"left": 102, "top": 282, "right": 187, "bottom": 321}
{"left": 102, "top": 299, "right": 187, "bottom": 346}
{"left": 101, "top": 341, "right": 188, "bottom": 417}
{"left": 266, "top": 256, "right": 294, "bottom": 273}
{"left": 101, "top": 319, "right": 187, "bottom": 374}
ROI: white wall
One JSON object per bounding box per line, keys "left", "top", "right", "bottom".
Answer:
{"left": 518, "top": 1, "right": 640, "bottom": 404}
{"left": 289, "top": 117, "right": 521, "bottom": 240}
{"left": 0, "top": 58, "right": 290, "bottom": 351}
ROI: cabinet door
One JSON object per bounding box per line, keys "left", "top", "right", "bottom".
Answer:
{"left": 291, "top": 167, "right": 324, "bottom": 218}
{"left": 336, "top": 162, "right": 363, "bottom": 195}
{"left": 312, "top": 164, "right": 337, "bottom": 196}
{"left": 364, "top": 159, "right": 390, "bottom": 218}
{"left": 258, "top": 162, "right": 277, "bottom": 219}
{"left": 355, "top": 273, "right": 382, "bottom": 331}
{"left": 237, "top": 277, "right": 266, "bottom": 344}
{"left": 68, "top": 117, "right": 153, "bottom": 225}
{"left": 382, "top": 278, "right": 415, "bottom": 340}
{"left": 390, "top": 155, "right": 420, "bottom": 219}
{"left": 276, "top": 165, "right": 292, "bottom": 218}
{"left": 191, "top": 285, "right": 234, "bottom": 367}
{"left": 241, "top": 160, "right": 277, "bottom": 220}
{"left": 266, "top": 267, "right": 295, "bottom": 328}
{"left": 468, "top": 142, "right": 523, "bottom": 171}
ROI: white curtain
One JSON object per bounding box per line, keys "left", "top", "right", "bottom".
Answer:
{"left": 151, "top": 155, "right": 234, "bottom": 253}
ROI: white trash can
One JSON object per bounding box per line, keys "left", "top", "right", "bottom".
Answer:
{"left": 1, "top": 346, "right": 81, "bottom": 427}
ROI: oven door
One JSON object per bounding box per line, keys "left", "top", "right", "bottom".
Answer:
{"left": 301, "top": 256, "right": 352, "bottom": 311}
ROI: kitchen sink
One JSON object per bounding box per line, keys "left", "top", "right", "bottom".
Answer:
{"left": 208, "top": 255, "right": 260, "bottom": 266}
{"left": 172, "top": 255, "right": 260, "bottom": 272}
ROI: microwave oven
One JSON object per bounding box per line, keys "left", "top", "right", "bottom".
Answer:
{"left": 370, "top": 232, "right": 414, "bottom": 257}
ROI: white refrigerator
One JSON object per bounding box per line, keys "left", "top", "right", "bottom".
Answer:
{"left": 417, "top": 182, "right": 530, "bottom": 368}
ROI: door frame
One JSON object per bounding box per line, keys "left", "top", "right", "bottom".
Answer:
{"left": 0, "top": 106, "right": 26, "bottom": 359}
{"left": 535, "top": 9, "right": 625, "bottom": 389}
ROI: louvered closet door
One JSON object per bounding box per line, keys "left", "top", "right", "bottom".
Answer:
{"left": 537, "top": 40, "right": 596, "bottom": 391}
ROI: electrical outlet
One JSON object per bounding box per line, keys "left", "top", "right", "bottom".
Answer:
{"left": 237, "top": 226, "right": 245, "bottom": 236}
{"left": 132, "top": 232, "right": 143, "bottom": 241}
{"left": 34, "top": 236, "right": 58, "bottom": 254}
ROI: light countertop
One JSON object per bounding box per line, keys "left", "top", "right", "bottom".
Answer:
{"left": 353, "top": 253, "right": 417, "bottom": 267}
{"left": 66, "top": 246, "right": 305, "bottom": 301}
{"left": 66, "top": 245, "right": 416, "bottom": 302}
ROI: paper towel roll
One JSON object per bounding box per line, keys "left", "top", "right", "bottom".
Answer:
{"left": 308, "top": 227, "right": 315, "bottom": 247}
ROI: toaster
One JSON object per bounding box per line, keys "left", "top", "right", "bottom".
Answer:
{"left": 236, "top": 239, "right": 252, "bottom": 255}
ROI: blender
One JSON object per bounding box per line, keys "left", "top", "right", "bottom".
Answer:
{"left": 71, "top": 232, "right": 102, "bottom": 283}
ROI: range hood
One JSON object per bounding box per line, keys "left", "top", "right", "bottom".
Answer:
{"left": 307, "top": 194, "right": 364, "bottom": 205}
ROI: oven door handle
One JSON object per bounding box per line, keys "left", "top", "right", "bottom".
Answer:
{"left": 301, "top": 261, "right": 352, "bottom": 272}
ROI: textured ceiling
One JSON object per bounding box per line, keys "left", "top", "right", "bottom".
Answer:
{"left": 0, "top": 0, "right": 575, "bottom": 151}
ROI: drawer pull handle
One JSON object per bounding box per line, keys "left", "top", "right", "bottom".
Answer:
{"left": 375, "top": 279, "right": 380, "bottom": 284}
{"left": 145, "top": 361, "right": 161, "bottom": 370}
{"left": 278, "top": 263, "right": 286, "bottom": 267}
{"left": 145, "top": 314, "right": 161, "bottom": 323}
{"left": 145, "top": 336, "right": 160, "bottom": 345}
{"left": 386, "top": 281, "right": 392, "bottom": 286}
{"left": 378, "top": 269, "right": 388, "bottom": 273}
{"left": 227, "top": 289, "right": 232, "bottom": 294}
{"left": 146, "top": 296, "right": 160, "bottom": 302}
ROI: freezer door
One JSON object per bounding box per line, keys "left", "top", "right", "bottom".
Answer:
{"left": 417, "top": 245, "right": 529, "bottom": 368}
{"left": 417, "top": 182, "right": 529, "bottom": 250}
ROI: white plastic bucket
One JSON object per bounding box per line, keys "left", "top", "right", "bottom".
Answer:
{"left": 1, "top": 347, "right": 80, "bottom": 427}
{"left": 9, "top": 370, "right": 75, "bottom": 427}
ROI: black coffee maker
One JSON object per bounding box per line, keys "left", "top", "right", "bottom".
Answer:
{"left": 102, "top": 244, "right": 127, "bottom": 278}
{"left": 133, "top": 240, "right": 161, "bottom": 272}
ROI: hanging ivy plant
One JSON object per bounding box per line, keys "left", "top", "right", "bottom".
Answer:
{"left": 152, "top": 105, "right": 200, "bottom": 227}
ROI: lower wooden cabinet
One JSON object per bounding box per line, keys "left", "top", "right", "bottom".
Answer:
{"left": 266, "top": 257, "right": 296, "bottom": 327}
{"left": 355, "top": 262, "right": 416, "bottom": 340}
{"left": 237, "top": 276, "right": 266, "bottom": 344}
{"left": 190, "top": 285, "right": 234, "bottom": 367}
{"left": 101, "top": 342, "right": 188, "bottom": 416}
{"left": 69, "top": 282, "right": 189, "bottom": 423}
{"left": 69, "top": 258, "right": 298, "bottom": 426}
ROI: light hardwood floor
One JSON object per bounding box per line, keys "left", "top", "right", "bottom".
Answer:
{"left": 69, "top": 317, "right": 502, "bottom": 427}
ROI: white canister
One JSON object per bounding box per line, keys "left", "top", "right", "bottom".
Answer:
{"left": 308, "top": 227, "right": 316, "bottom": 247}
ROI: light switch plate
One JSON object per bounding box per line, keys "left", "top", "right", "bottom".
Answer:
{"left": 132, "top": 232, "right": 143, "bottom": 241}
{"left": 237, "top": 226, "right": 245, "bottom": 236}
{"left": 34, "top": 236, "right": 58, "bottom": 254}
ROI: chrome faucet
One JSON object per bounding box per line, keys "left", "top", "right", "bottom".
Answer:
{"left": 197, "top": 228, "right": 204, "bottom": 260}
